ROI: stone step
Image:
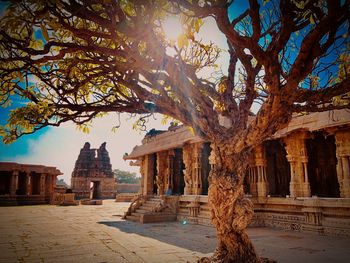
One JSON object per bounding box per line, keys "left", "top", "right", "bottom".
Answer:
{"left": 135, "top": 209, "right": 149, "bottom": 214}
{"left": 131, "top": 212, "right": 147, "bottom": 217}
{"left": 139, "top": 206, "right": 154, "bottom": 211}
{"left": 125, "top": 215, "right": 140, "bottom": 222}
{"left": 149, "top": 198, "right": 162, "bottom": 202}
{"left": 142, "top": 202, "right": 158, "bottom": 208}
{"left": 144, "top": 200, "right": 162, "bottom": 205}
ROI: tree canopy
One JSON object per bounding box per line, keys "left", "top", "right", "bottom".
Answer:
{"left": 1, "top": 0, "right": 348, "bottom": 148}
{"left": 114, "top": 168, "right": 140, "bottom": 184}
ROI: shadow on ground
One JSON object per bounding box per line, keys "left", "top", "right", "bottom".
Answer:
{"left": 98, "top": 220, "right": 217, "bottom": 254}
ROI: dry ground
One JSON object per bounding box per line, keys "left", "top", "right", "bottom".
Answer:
{"left": 0, "top": 200, "right": 349, "bottom": 263}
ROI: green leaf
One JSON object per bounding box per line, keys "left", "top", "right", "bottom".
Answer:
{"left": 177, "top": 34, "right": 188, "bottom": 48}
{"left": 194, "top": 19, "right": 200, "bottom": 33}
{"left": 17, "top": 71, "right": 24, "bottom": 82}
{"left": 29, "top": 39, "right": 43, "bottom": 50}
{"left": 309, "top": 15, "right": 315, "bottom": 24}
{"left": 40, "top": 24, "right": 49, "bottom": 42}
{"left": 111, "top": 126, "right": 119, "bottom": 133}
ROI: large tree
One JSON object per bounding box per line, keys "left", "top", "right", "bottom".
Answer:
{"left": 1, "top": 0, "right": 349, "bottom": 262}
{"left": 114, "top": 169, "right": 140, "bottom": 184}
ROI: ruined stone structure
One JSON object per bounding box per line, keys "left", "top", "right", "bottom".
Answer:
{"left": 0, "top": 162, "right": 62, "bottom": 205}
{"left": 124, "top": 109, "right": 350, "bottom": 236}
{"left": 71, "top": 142, "right": 116, "bottom": 199}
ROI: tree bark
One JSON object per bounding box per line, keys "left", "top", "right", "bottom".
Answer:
{"left": 199, "top": 146, "right": 273, "bottom": 263}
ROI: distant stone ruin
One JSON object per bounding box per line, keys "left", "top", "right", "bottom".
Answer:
{"left": 71, "top": 142, "right": 116, "bottom": 199}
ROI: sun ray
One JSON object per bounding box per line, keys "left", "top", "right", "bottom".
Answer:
{"left": 162, "top": 15, "right": 183, "bottom": 41}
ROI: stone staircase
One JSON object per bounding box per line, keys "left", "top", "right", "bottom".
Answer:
{"left": 124, "top": 195, "right": 177, "bottom": 223}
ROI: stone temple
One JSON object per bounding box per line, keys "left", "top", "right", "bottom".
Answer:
{"left": 0, "top": 162, "right": 62, "bottom": 205}
{"left": 71, "top": 142, "right": 116, "bottom": 199}
{"left": 124, "top": 109, "right": 350, "bottom": 236}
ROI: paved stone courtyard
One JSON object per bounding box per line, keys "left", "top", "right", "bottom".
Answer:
{"left": 0, "top": 200, "right": 349, "bottom": 263}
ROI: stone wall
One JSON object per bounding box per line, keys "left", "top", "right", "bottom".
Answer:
{"left": 116, "top": 183, "right": 140, "bottom": 193}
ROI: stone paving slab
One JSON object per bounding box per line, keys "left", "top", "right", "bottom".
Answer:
{"left": 0, "top": 200, "right": 349, "bottom": 263}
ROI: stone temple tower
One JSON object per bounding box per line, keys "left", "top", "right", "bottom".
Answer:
{"left": 71, "top": 142, "right": 116, "bottom": 199}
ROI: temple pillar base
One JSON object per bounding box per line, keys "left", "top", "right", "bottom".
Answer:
{"left": 340, "top": 179, "right": 350, "bottom": 198}
{"left": 184, "top": 186, "right": 192, "bottom": 195}
{"left": 301, "top": 182, "right": 311, "bottom": 197}
{"left": 290, "top": 182, "right": 311, "bottom": 198}
{"left": 257, "top": 182, "right": 268, "bottom": 197}
{"left": 192, "top": 187, "right": 202, "bottom": 195}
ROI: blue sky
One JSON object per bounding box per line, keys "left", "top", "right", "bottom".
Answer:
{"left": 0, "top": 3, "right": 230, "bottom": 184}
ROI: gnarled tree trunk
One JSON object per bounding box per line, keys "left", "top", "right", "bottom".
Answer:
{"left": 199, "top": 145, "right": 267, "bottom": 263}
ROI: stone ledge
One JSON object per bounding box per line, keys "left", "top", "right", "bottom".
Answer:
{"left": 80, "top": 199, "right": 103, "bottom": 205}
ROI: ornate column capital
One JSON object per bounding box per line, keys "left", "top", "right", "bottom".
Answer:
{"left": 284, "top": 131, "right": 311, "bottom": 197}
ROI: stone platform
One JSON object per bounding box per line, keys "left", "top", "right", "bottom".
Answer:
{"left": 0, "top": 200, "right": 349, "bottom": 263}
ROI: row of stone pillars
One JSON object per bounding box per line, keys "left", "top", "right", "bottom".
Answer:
{"left": 7, "top": 171, "right": 52, "bottom": 196}
{"left": 140, "top": 142, "right": 208, "bottom": 196}
{"left": 139, "top": 129, "right": 350, "bottom": 198}
{"left": 248, "top": 129, "right": 350, "bottom": 198}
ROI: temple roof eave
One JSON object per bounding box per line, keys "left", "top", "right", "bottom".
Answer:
{"left": 272, "top": 109, "right": 350, "bottom": 139}
{"left": 124, "top": 126, "right": 204, "bottom": 160}
{"left": 125, "top": 109, "right": 350, "bottom": 160}
{"left": 0, "top": 162, "right": 63, "bottom": 175}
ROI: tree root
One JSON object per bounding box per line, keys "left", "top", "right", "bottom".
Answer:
{"left": 198, "top": 256, "right": 277, "bottom": 263}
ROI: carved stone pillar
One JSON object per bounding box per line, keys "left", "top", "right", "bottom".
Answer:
{"left": 50, "top": 174, "right": 55, "bottom": 198}
{"left": 143, "top": 155, "right": 154, "bottom": 195}
{"left": 156, "top": 151, "right": 168, "bottom": 195}
{"left": 10, "top": 170, "right": 19, "bottom": 196}
{"left": 25, "top": 172, "right": 31, "bottom": 195}
{"left": 248, "top": 166, "right": 258, "bottom": 196}
{"left": 335, "top": 129, "right": 350, "bottom": 197}
{"left": 40, "top": 174, "right": 46, "bottom": 196}
{"left": 284, "top": 132, "right": 311, "bottom": 197}
{"left": 255, "top": 145, "right": 269, "bottom": 197}
{"left": 192, "top": 143, "right": 204, "bottom": 195}
{"left": 138, "top": 158, "right": 145, "bottom": 194}
{"left": 245, "top": 153, "right": 257, "bottom": 196}
{"left": 183, "top": 144, "right": 193, "bottom": 195}
{"left": 165, "top": 150, "right": 175, "bottom": 192}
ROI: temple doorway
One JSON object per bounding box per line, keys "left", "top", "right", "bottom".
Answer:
{"left": 265, "top": 140, "right": 290, "bottom": 197}
{"left": 307, "top": 133, "right": 340, "bottom": 197}
{"left": 172, "top": 148, "right": 185, "bottom": 195}
{"left": 90, "top": 181, "right": 101, "bottom": 199}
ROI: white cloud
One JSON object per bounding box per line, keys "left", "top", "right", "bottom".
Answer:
{"left": 13, "top": 113, "right": 165, "bottom": 186}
